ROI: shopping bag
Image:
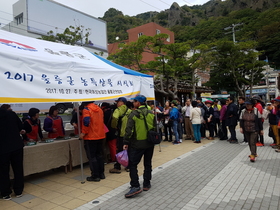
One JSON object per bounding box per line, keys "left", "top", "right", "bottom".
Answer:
{"left": 104, "top": 124, "right": 109, "bottom": 133}
{"left": 115, "top": 150, "right": 129, "bottom": 167}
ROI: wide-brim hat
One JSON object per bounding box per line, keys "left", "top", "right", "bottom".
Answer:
{"left": 205, "top": 100, "right": 213, "bottom": 104}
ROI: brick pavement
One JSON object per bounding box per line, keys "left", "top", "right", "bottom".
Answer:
{"left": 76, "top": 123, "right": 280, "bottom": 210}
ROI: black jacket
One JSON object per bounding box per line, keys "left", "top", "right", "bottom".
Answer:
{"left": 205, "top": 107, "right": 214, "bottom": 122}
{"left": 103, "top": 107, "right": 117, "bottom": 141}
{"left": 0, "top": 109, "right": 24, "bottom": 154}
{"left": 238, "top": 103, "right": 246, "bottom": 119}
{"left": 225, "top": 102, "right": 238, "bottom": 126}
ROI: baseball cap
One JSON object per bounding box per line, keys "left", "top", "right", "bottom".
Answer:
{"left": 274, "top": 96, "right": 280, "bottom": 102}
{"left": 131, "top": 95, "right": 146, "bottom": 103}
{"left": 115, "top": 97, "right": 127, "bottom": 103}
{"left": 171, "top": 100, "right": 178, "bottom": 106}
{"left": 245, "top": 98, "right": 255, "bottom": 105}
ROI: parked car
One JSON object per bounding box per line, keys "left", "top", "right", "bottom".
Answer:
{"left": 55, "top": 103, "right": 73, "bottom": 114}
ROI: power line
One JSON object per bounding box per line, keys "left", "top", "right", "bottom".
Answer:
{"left": 138, "top": 0, "right": 163, "bottom": 12}
{"left": 158, "top": 0, "right": 170, "bottom": 6}
{"left": 182, "top": 0, "right": 194, "bottom": 6}
{"left": 0, "top": 9, "right": 66, "bottom": 32}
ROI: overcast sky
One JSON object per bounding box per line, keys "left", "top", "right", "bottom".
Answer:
{"left": 0, "top": 0, "right": 209, "bottom": 27}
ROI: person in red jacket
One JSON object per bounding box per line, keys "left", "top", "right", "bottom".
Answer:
{"left": 79, "top": 101, "right": 106, "bottom": 182}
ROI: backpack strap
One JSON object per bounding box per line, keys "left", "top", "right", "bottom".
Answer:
{"left": 141, "top": 110, "right": 150, "bottom": 132}
{"left": 117, "top": 107, "right": 129, "bottom": 130}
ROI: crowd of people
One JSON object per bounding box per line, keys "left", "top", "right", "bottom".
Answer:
{"left": 151, "top": 95, "right": 278, "bottom": 163}
{"left": 0, "top": 93, "right": 278, "bottom": 200}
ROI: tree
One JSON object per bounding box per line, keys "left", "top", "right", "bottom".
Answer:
{"left": 204, "top": 41, "right": 265, "bottom": 96}
{"left": 40, "top": 25, "right": 91, "bottom": 46}
{"left": 108, "top": 34, "right": 208, "bottom": 99}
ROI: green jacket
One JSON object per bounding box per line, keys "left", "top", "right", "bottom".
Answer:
{"left": 124, "top": 105, "right": 155, "bottom": 149}
{"left": 111, "top": 104, "right": 131, "bottom": 137}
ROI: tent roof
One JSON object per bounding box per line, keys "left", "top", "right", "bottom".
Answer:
{"left": 0, "top": 30, "right": 155, "bottom": 103}
{"left": 92, "top": 53, "right": 152, "bottom": 78}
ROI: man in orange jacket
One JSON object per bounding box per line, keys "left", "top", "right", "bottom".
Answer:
{"left": 79, "top": 101, "right": 106, "bottom": 182}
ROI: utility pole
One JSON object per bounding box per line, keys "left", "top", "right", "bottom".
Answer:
{"left": 224, "top": 23, "right": 243, "bottom": 43}
{"left": 265, "top": 56, "right": 270, "bottom": 102}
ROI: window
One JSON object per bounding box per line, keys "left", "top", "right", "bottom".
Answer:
{"left": 166, "top": 36, "right": 170, "bottom": 42}
{"left": 138, "top": 32, "right": 143, "bottom": 38}
{"left": 15, "top": 13, "right": 23, "bottom": 25}
{"left": 156, "top": 29, "right": 161, "bottom": 34}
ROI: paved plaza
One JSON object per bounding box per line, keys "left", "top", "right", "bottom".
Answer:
{"left": 77, "top": 123, "right": 280, "bottom": 210}
{"left": 1, "top": 123, "right": 280, "bottom": 210}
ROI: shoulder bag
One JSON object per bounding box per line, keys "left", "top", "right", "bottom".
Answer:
{"left": 143, "top": 112, "right": 162, "bottom": 144}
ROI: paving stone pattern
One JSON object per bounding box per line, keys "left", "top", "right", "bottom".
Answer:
{"left": 76, "top": 125, "right": 280, "bottom": 210}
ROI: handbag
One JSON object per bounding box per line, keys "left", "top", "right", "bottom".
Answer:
{"left": 165, "top": 119, "right": 173, "bottom": 127}
{"left": 218, "top": 124, "right": 224, "bottom": 138}
{"left": 268, "top": 127, "right": 274, "bottom": 138}
{"left": 143, "top": 113, "right": 162, "bottom": 144}
{"left": 158, "top": 121, "right": 164, "bottom": 129}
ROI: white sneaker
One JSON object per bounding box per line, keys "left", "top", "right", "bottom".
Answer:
{"left": 239, "top": 141, "right": 248, "bottom": 145}
{"left": 179, "top": 139, "right": 182, "bottom": 143}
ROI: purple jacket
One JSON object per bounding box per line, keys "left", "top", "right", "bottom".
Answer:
{"left": 220, "top": 105, "right": 227, "bottom": 121}
{"left": 43, "top": 115, "right": 65, "bottom": 135}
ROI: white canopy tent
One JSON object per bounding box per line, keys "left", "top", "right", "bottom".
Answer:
{"left": 0, "top": 30, "right": 154, "bottom": 104}
{"left": 0, "top": 30, "right": 156, "bottom": 181}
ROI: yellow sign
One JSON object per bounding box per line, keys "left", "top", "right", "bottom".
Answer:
{"left": 201, "top": 93, "right": 212, "bottom": 97}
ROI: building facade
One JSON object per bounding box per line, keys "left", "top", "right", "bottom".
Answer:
{"left": 245, "top": 65, "right": 280, "bottom": 102}
{"left": 108, "top": 22, "right": 174, "bottom": 66}
{"left": 1, "top": 0, "right": 108, "bottom": 57}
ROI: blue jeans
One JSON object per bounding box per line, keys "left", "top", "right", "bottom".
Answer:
{"left": 172, "top": 120, "right": 179, "bottom": 142}
{"left": 192, "top": 124, "right": 201, "bottom": 142}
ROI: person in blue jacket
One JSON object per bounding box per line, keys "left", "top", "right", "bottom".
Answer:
{"left": 170, "top": 100, "right": 180, "bottom": 145}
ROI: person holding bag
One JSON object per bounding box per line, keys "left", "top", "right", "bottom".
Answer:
{"left": 110, "top": 97, "right": 131, "bottom": 174}
{"left": 123, "top": 95, "right": 155, "bottom": 198}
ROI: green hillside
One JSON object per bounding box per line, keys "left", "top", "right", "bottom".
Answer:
{"left": 101, "top": 0, "right": 280, "bottom": 67}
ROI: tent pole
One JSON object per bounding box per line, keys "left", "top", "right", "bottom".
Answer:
{"left": 75, "top": 102, "right": 85, "bottom": 184}
{"left": 152, "top": 78, "right": 161, "bottom": 152}
{"left": 154, "top": 98, "right": 161, "bottom": 152}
